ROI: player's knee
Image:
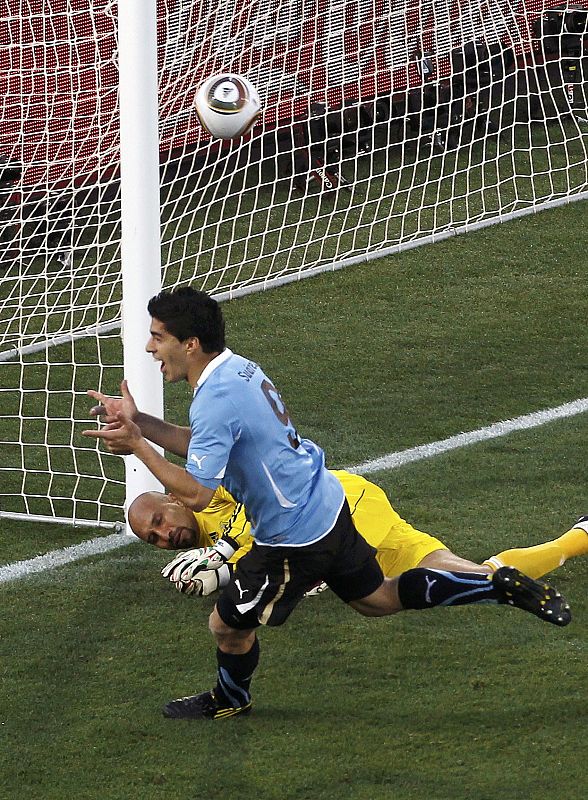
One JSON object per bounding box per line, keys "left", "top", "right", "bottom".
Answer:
{"left": 348, "top": 577, "right": 402, "bottom": 616}
{"left": 208, "top": 607, "right": 253, "bottom": 652}
{"left": 208, "top": 607, "right": 229, "bottom": 641}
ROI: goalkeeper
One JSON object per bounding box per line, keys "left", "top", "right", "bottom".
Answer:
{"left": 127, "top": 469, "right": 588, "bottom": 597}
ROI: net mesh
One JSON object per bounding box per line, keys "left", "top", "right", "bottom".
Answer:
{"left": 1, "top": 0, "right": 587, "bottom": 524}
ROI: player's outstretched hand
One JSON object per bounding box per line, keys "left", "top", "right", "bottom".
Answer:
{"left": 87, "top": 379, "right": 138, "bottom": 424}
{"left": 83, "top": 380, "right": 141, "bottom": 454}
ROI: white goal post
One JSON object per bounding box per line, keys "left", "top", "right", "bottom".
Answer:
{"left": 0, "top": 0, "right": 587, "bottom": 531}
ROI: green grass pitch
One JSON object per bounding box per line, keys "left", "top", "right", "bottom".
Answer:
{"left": 0, "top": 200, "right": 587, "bottom": 800}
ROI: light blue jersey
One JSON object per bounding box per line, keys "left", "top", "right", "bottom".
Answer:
{"left": 186, "top": 349, "right": 344, "bottom": 546}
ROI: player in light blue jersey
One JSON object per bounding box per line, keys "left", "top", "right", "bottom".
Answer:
{"left": 84, "top": 287, "right": 571, "bottom": 721}
{"left": 186, "top": 349, "right": 345, "bottom": 547}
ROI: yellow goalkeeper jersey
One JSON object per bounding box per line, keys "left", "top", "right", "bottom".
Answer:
{"left": 193, "top": 470, "right": 446, "bottom": 574}
{"left": 191, "top": 484, "right": 252, "bottom": 563}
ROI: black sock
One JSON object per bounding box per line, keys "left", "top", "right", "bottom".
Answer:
{"left": 398, "top": 568, "right": 498, "bottom": 609}
{"left": 215, "top": 637, "right": 260, "bottom": 708}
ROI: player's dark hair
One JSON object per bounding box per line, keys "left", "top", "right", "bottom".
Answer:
{"left": 147, "top": 287, "right": 225, "bottom": 353}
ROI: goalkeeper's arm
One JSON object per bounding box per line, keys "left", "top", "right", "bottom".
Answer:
{"left": 215, "top": 498, "right": 251, "bottom": 553}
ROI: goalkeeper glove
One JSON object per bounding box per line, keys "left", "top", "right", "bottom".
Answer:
{"left": 161, "top": 535, "right": 238, "bottom": 584}
{"left": 175, "top": 563, "right": 232, "bottom": 597}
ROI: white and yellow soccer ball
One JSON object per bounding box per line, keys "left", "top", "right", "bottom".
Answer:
{"left": 194, "top": 74, "right": 261, "bottom": 140}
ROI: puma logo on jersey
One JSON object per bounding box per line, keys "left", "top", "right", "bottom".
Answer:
{"left": 425, "top": 576, "right": 437, "bottom": 604}
{"left": 190, "top": 454, "right": 208, "bottom": 469}
{"left": 234, "top": 579, "right": 248, "bottom": 600}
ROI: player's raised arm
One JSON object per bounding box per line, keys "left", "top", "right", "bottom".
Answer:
{"left": 87, "top": 379, "right": 191, "bottom": 457}
{"left": 83, "top": 409, "right": 214, "bottom": 511}
{"left": 87, "top": 378, "right": 138, "bottom": 423}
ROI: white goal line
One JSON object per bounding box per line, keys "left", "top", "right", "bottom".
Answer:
{"left": 1, "top": 396, "right": 587, "bottom": 584}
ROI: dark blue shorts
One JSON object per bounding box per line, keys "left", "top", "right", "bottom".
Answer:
{"left": 216, "top": 500, "right": 384, "bottom": 629}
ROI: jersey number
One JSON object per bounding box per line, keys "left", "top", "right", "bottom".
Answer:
{"left": 261, "top": 379, "right": 301, "bottom": 449}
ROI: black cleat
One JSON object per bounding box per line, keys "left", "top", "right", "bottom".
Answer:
{"left": 573, "top": 515, "right": 588, "bottom": 533}
{"left": 492, "top": 566, "right": 571, "bottom": 627}
{"left": 163, "top": 689, "right": 252, "bottom": 720}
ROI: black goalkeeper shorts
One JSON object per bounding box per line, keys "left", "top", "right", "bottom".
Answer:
{"left": 216, "top": 500, "right": 384, "bottom": 629}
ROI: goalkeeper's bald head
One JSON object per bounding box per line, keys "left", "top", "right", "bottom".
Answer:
{"left": 128, "top": 491, "right": 202, "bottom": 550}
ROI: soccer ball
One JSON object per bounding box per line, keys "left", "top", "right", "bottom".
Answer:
{"left": 194, "top": 74, "right": 262, "bottom": 140}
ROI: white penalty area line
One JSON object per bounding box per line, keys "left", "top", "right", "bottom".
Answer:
{"left": 348, "top": 397, "right": 588, "bottom": 475}
{"left": 1, "top": 396, "right": 587, "bottom": 585}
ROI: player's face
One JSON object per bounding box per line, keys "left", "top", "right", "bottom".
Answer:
{"left": 131, "top": 494, "right": 201, "bottom": 550}
{"left": 145, "top": 318, "right": 188, "bottom": 383}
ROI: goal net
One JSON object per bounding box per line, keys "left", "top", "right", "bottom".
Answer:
{"left": 1, "top": 0, "right": 587, "bottom": 528}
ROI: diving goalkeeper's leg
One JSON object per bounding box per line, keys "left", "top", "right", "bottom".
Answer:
{"left": 483, "top": 516, "right": 588, "bottom": 579}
